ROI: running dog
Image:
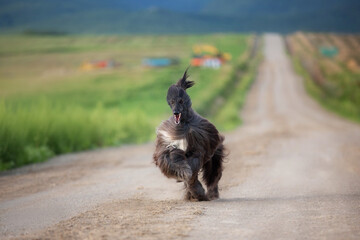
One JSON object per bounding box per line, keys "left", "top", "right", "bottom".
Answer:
{"left": 153, "top": 69, "right": 225, "bottom": 201}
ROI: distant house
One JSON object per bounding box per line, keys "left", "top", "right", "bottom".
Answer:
{"left": 142, "top": 57, "right": 179, "bottom": 67}
{"left": 190, "top": 44, "right": 231, "bottom": 69}
{"left": 319, "top": 46, "right": 338, "bottom": 58}
{"left": 191, "top": 57, "right": 222, "bottom": 69}
{"left": 80, "top": 60, "right": 116, "bottom": 71}
{"left": 203, "top": 58, "right": 222, "bottom": 69}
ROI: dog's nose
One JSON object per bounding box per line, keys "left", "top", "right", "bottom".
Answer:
{"left": 173, "top": 111, "right": 180, "bottom": 115}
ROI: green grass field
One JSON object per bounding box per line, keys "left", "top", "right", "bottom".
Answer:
{"left": 0, "top": 34, "right": 258, "bottom": 170}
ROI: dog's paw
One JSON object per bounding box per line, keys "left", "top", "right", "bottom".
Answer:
{"left": 184, "top": 191, "right": 196, "bottom": 201}
{"left": 197, "top": 195, "right": 210, "bottom": 201}
{"left": 206, "top": 190, "right": 219, "bottom": 200}
{"left": 184, "top": 191, "right": 209, "bottom": 202}
{"left": 178, "top": 165, "right": 193, "bottom": 182}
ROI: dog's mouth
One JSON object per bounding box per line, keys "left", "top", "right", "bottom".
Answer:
{"left": 173, "top": 113, "right": 181, "bottom": 125}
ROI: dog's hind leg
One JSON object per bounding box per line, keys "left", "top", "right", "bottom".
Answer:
{"left": 203, "top": 144, "right": 224, "bottom": 200}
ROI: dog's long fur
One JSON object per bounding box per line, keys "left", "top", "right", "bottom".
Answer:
{"left": 153, "top": 69, "right": 225, "bottom": 201}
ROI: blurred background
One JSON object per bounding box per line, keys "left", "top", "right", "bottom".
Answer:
{"left": 0, "top": 0, "right": 359, "bottom": 170}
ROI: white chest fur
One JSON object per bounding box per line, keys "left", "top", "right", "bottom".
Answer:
{"left": 158, "top": 130, "right": 188, "bottom": 151}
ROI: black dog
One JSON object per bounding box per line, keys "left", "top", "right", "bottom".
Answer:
{"left": 153, "top": 69, "right": 225, "bottom": 201}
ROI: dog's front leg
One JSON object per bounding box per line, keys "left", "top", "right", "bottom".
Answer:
{"left": 184, "top": 153, "right": 208, "bottom": 201}
{"left": 184, "top": 174, "right": 208, "bottom": 201}
{"left": 187, "top": 155, "right": 201, "bottom": 173}
{"left": 158, "top": 149, "right": 192, "bottom": 181}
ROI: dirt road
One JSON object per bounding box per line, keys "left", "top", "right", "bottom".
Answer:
{"left": 1, "top": 34, "right": 360, "bottom": 239}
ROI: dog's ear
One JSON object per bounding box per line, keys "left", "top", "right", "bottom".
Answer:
{"left": 176, "top": 68, "right": 194, "bottom": 90}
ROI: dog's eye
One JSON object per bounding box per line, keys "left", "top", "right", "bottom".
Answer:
{"left": 170, "top": 100, "right": 175, "bottom": 105}
{"left": 179, "top": 99, "right": 183, "bottom": 104}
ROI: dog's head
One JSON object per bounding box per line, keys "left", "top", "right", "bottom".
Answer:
{"left": 167, "top": 69, "right": 194, "bottom": 125}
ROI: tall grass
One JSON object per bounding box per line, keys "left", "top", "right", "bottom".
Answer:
{"left": 0, "top": 101, "right": 154, "bottom": 170}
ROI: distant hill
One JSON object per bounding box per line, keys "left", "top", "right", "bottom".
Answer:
{"left": 0, "top": 0, "right": 359, "bottom": 34}
{"left": 202, "top": 0, "right": 360, "bottom": 32}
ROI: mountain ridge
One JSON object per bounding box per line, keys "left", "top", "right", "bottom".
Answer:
{"left": 0, "top": 0, "right": 359, "bottom": 34}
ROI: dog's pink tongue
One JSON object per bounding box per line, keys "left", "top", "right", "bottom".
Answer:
{"left": 174, "top": 113, "right": 181, "bottom": 124}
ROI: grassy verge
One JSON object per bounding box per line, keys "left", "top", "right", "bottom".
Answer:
{"left": 286, "top": 33, "right": 360, "bottom": 124}
{"left": 212, "top": 36, "right": 263, "bottom": 131}
{"left": 291, "top": 56, "right": 360, "bottom": 123}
